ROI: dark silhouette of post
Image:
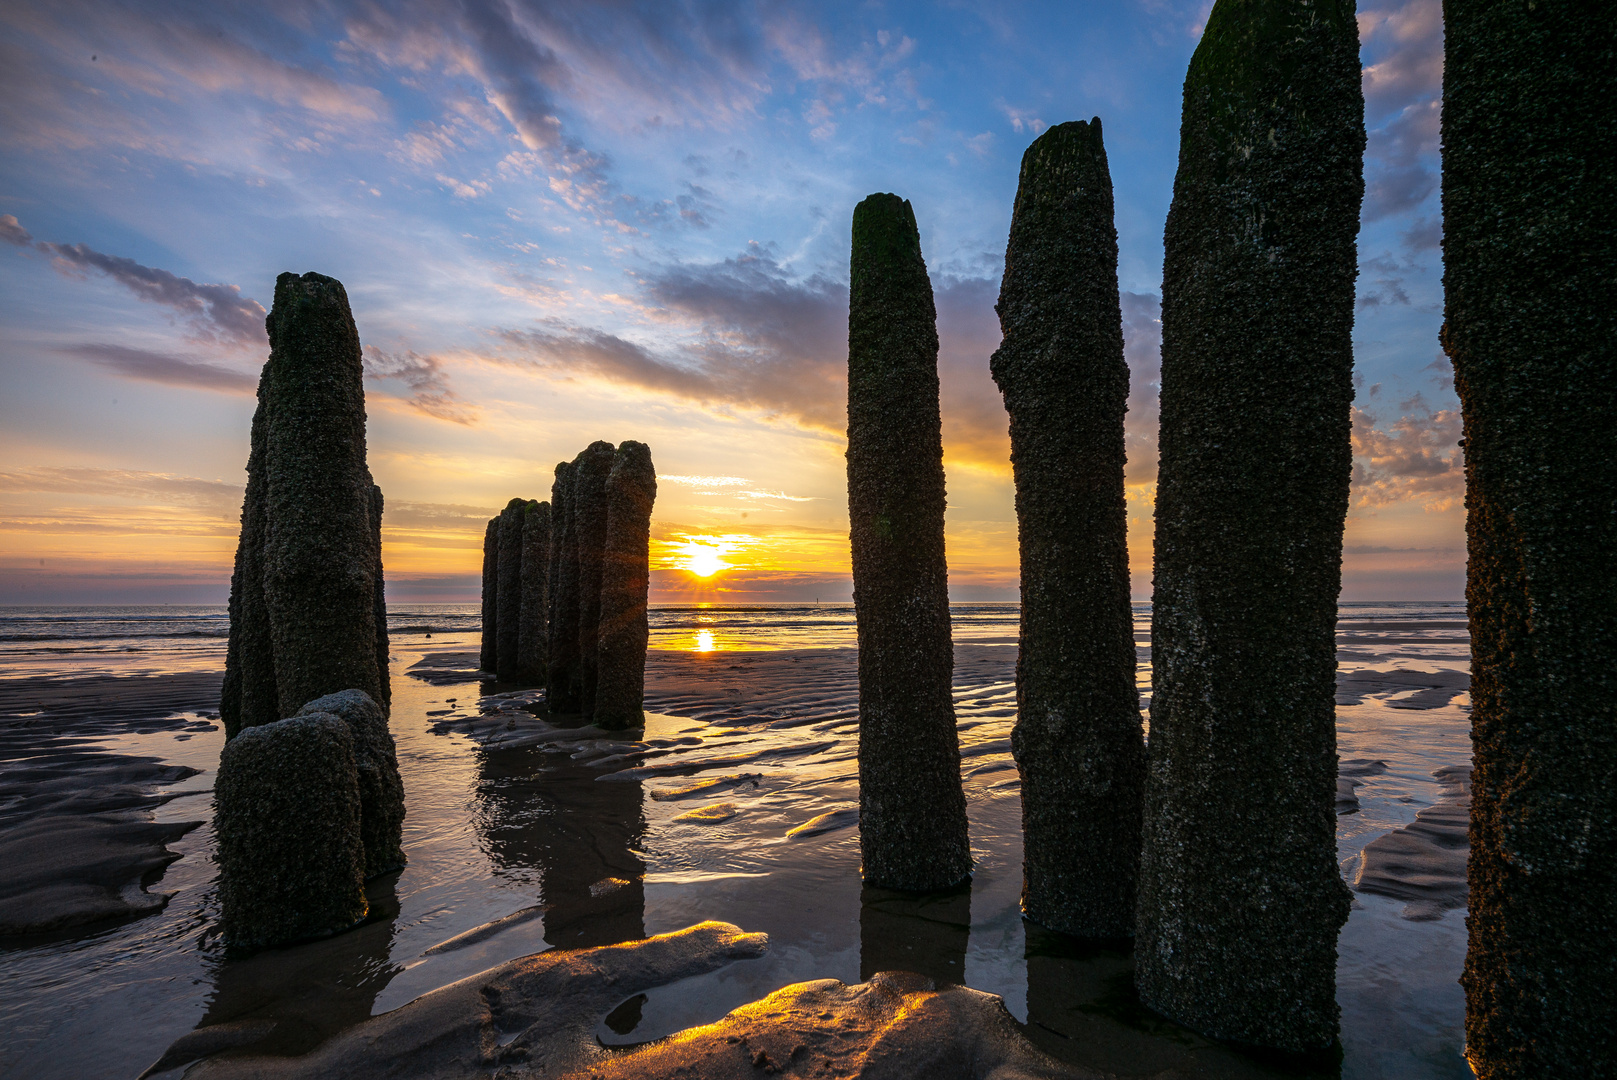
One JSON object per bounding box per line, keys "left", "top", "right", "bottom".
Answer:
{"left": 1136, "top": 0, "right": 1362, "bottom": 1052}
{"left": 369, "top": 484, "right": 390, "bottom": 713}
{"left": 496, "top": 497, "right": 526, "bottom": 680}
{"left": 519, "top": 500, "right": 551, "bottom": 683}
{"left": 215, "top": 713, "right": 366, "bottom": 947}
{"left": 571, "top": 441, "right": 617, "bottom": 718}
{"left": 991, "top": 118, "right": 1144, "bottom": 938}
{"left": 225, "top": 272, "right": 388, "bottom": 727}
{"left": 480, "top": 516, "right": 499, "bottom": 674}
{"left": 295, "top": 689, "right": 405, "bottom": 878}
{"left": 595, "top": 442, "right": 656, "bottom": 730}
{"left": 546, "top": 461, "right": 581, "bottom": 712}
{"left": 846, "top": 193, "right": 971, "bottom": 891}
{"left": 223, "top": 393, "right": 277, "bottom": 738}
{"left": 1444, "top": 4, "right": 1617, "bottom": 1075}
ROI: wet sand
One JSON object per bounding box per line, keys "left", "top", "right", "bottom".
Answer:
{"left": 0, "top": 605, "right": 1475, "bottom": 1079}
{"left": 0, "top": 674, "right": 219, "bottom": 936}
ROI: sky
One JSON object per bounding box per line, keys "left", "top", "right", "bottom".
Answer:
{"left": 0, "top": 0, "right": 1458, "bottom": 605}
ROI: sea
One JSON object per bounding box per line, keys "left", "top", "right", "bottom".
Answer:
{"left": 0, "top": 602, "right": 1473, "bottom": 1079}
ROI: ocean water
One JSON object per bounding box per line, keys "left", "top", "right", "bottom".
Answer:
{"left": 0, "top": 602, "right": 1472, "bottom": 1079}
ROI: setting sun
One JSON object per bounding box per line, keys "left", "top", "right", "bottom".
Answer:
{"left": 682, "top": 544, "right": 730, "bottom": 578}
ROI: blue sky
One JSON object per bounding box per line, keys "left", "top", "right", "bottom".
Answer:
{"left": 0, "top": 0, "right": 1457, "bottom": 603}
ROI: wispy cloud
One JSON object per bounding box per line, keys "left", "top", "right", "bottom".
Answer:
{"left": 497, "top": 242, "right": 848, "bottom": 428}
{"left": 658, "top": 474, "right": 816, "bottom": 502}
{"left": 6, "top": 214, "right": 267, "bottom": 346}
{"left": 1358, "top": 0, "right": 1443, "bottom": 226}
{"left": 363, "top": 346, "right": 478, "bottom": 424}
{"left": 1359, "top": 0, "right": 1443, "bottom": 115}
{"left": 1120, "top": 291, "right": 1163, "bottom": 486}
{"left": 0, "top": 465, "right": 241, "bottom": 509}
{"left": 57, "top": 343, "right": 256, "bottom": 392}
{"left": 660, "top": 474, "right": 751, "bottom": 487}
{"left": 1, "top": 213, "right": 32, "bottom": 247}
{"left": 1351, "top": 400, "right": 1462, "bottom": 509}
{"left": 0, "top": 3, "right": 387, "bottom": 159}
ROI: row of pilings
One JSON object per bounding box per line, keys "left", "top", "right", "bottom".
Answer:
{"left": 480, "top": 441, "right": 658, "bottom": 730}
{"left": 218, "top": 273, "right": 407, "bottom": 950}
{"left": 848, "top": 0, "right": 1611, "bottom": 1072}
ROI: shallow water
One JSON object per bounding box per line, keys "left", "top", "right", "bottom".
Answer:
{"left": 0, "top": 602, "right": 1472, "bottom": 1078}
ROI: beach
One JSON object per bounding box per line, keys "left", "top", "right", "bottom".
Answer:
{"left": 0, "top": 603, "right": 1472, "bottom": 1079}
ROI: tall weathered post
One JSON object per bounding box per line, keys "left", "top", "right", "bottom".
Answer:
{"left": 480, "top": 517, "right": 499, "bottom": 674}
{"left": 216, "top": 271, "right": 403, "bottom": 949}
{"left": 496, "top": 497, "right": 526, "bottom": 681}
{"left": 546, "top": 461, "right": 582, "bottom": 712}
{"left": 1137, "top": 0, "right": 1362, "bottom": 1052}
{"left": 846, "top": 193, "right": 971, "bottom": 891}
{"left": 595, "top": 442, "right": 656, "bottom": 730}
{"left": 571, "top": 441, "right": 618, "bottom": 718}
{"left": 222, "top": 394, "right": 278, "bottom": 738}
{"left": 258, "top": 271, "right": 387, "bottom": 717}
{"left": 519, "top": 500, "right": 551, "bottom": 683}
{"left": 369, "top": 483, "right": 390, "bottom": 712}
{"left": 1444, "top": 5, "right": 1617, "bottom": 1075}
{"left": 991, "top": 119, "right": 1144, "bottom": 938}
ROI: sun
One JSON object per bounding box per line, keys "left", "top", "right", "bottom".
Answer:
{"left": 679, "top": 542, "right": 731, "bottom": 578}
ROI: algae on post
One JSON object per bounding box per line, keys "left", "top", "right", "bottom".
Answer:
{"left": 846, "top": 192, "right": 971, "bottom": 891}
{"left": 214, "top": 713, "right": 367, "bottom": 948}
{"left": 991, "top": 118, "right": 1144, "bottom": 938}
{"left": 224, "top": 272, "right": 388, "bottom": 727}
{"left": 222, "top": 392, "right": 277, "bottom": 737}
{"left": 546, "top": 460, "right": 581, "bottom": 712}
{"left": 480, "top": 516, "right": 499, "bottom": 674}
{"left": 519, "top": 500, "right": 551, "bottom": 683}
{"left": 258, "top": 272, "right": 385, "bottom": 718}
{"left": 1444, "top": 2, "right": 1617, "bottom": 1074}
{"left": 496, "top": 497, "right": 526, "bottom": 681}
{"left": 368, "top": 483, "right": 390, "bottom": 714}
{"left": 571, "top": 441, "right": 618, "bottom": 718}
{"left": 1137, "top": 0, "right": 1363, "bottom": 1051}
{"left": 595, "top": 442, "right": 656, "bottom": 730}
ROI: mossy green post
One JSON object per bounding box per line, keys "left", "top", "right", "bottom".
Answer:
{"left": 846, "top": 193, "right": 971, "bottom": 892}
{"left": 1137, "top": 0, "right": 1362, "bottom": 1051}
{"left": 595, "top": 442, "right": 656, "bottom": 730}
{"left": 480, "top": 517, "right": 499, "bottom": 673}
{"left": 496, "top": 497, "right": 526, "bottom": 681}
{"left": 222, "top": 391, "right": 278, "bottom": 738}
{"left": 572, "top": 441, "right": 618, "bottom": 718}
{"left": 991, "top": 119, "right": 1144, "bottom": 938}
{"left": 259, "top": 272, "right": 385, "bottom": 717}
{"left": 519, "top": 500, "right": 551, "bottom": 683}
{"left": 1444, "top": 3, "right": 1617, "bottom": 1075}
{"left": 546, "top": 461, "right": 582, "bottom": 712}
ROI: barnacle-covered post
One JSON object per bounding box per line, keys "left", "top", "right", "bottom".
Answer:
{"left": 846, "top": 193, "right": 971, "bottom": 891}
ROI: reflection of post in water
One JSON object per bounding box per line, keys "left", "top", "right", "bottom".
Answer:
{"left": 859, "top": 881, "right": 970, "bottom": 987}
{"left": 474, "top": 744, "right": 647, "bottom": 949}
{"left": 1022, "top": 921, "right": 1142, "bottom": 1072}
{"left": 1022, "top": 922, "right": 1342, "bottom": 1079}
{"left": 174, "top": 874, "right": 404, "bottom": 1064}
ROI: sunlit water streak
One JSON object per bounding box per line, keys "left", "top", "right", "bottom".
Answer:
{"left": 0, "top": 602, "right": 1471, "bottom": 1078}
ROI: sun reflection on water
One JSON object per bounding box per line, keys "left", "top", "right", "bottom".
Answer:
{"left": 694, "top": 629, "right": 717, "bottom": 652}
